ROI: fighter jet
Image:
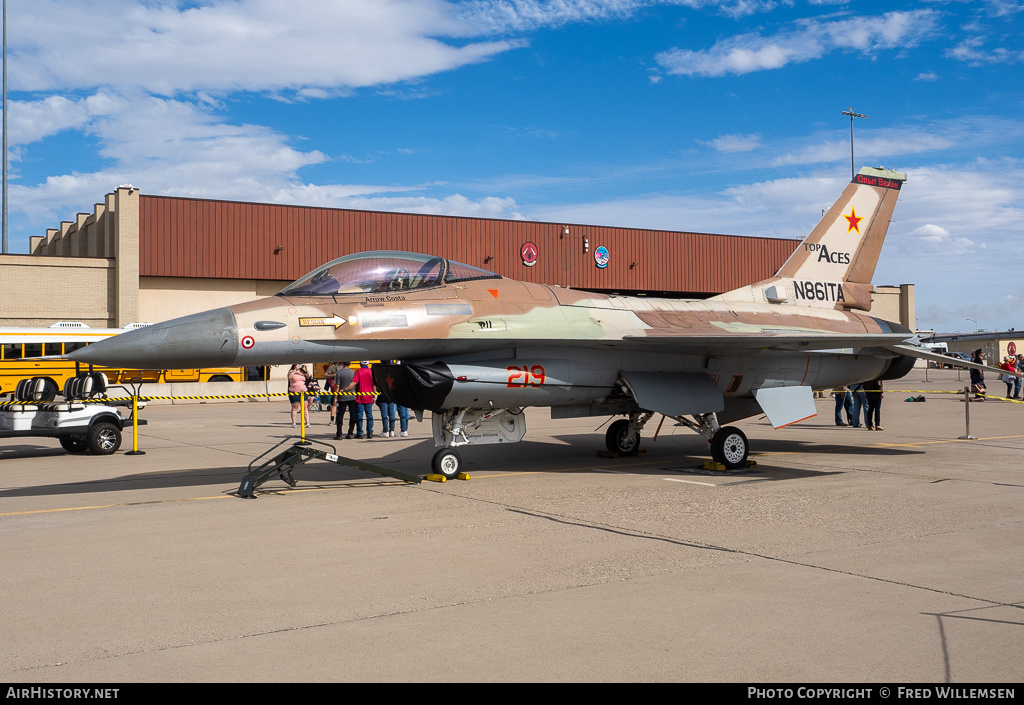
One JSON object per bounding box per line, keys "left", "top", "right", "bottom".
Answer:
{"left": 68, "top": 167, "right": 1005, "bottom": 477}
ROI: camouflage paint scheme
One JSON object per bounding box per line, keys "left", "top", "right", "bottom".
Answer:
{"left": 76, "top": 167, "right": 996, "bottom": 471}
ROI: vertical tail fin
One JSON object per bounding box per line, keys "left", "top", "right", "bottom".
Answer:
{"left": 712, "top": 166, "right": 907, "bottom": 311}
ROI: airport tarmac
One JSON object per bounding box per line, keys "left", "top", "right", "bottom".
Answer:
{"left": 1, "top": 369, "right": 1022, "bottom": 683}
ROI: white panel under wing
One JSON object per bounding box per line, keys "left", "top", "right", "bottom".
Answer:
{"left": 753, "top": 386, "right": 817, "bottom": 429}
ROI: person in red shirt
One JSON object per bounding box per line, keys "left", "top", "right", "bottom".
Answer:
{"left": 343, "top": 361, "right": 376, "bottom": 438}
{"left": 999, "top": 356, "right": 1017, "bottom": 399}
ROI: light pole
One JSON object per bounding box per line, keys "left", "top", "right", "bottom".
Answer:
{"left": 842, "top": 106, "right": 867, "bottom": 181}
{"left": 2, "top": 0, "right": 7, "bottom": 254}
{"left": 966, "top": 318, "right": 978, "bottom": 332}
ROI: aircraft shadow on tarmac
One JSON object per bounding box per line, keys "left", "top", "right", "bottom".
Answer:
{"left": 0, "top": 430, "right": 922, "bottom": 501}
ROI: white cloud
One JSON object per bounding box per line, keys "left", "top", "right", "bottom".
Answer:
{"left": 772, "top": 133, "right": 955, "bottom": 167}
{"left": 907, "top": 223, "right": 976, "bottom": 254}
{"left": 453, "top": 0, "right": 778, "bottom": 32}
{"left": 655, "top": 9, "right": 939, "bottom": 77}
{"left": 947, "top": 36, "right": 1024, "bottom": 65}
{"left": 8, "top": 89, "right": 523, "bottom": 227}
{"left": 700, "top": 133, "right": 762, "bottom": 153}
{"left": 12, "top": 0, "right": 523, "bottom": 95}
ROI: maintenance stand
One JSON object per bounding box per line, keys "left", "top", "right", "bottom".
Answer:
{"left": 238, "top": 437, "right": 422, "bottom": 498}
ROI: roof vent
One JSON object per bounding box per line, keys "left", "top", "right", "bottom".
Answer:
{"left": 50, "top": 321, "right": 90, "bottom": 328}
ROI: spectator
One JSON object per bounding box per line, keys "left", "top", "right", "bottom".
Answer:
{"left": 373, "top": 361, "right": 398, "bottom": 437}
{"left": 1015, "top": 354, "right": 1023, "bottom": 400}
{"left": 970, "top": 349, "right": 986, "bottom": 401}
{"left": 343, "top": 361, "right": 375, "bottom": 439}
{"left": 863, "top": 379, "right": 884, "bottom": 431}
{"left": 832, "top": 386, "right": 853, "bottom": 426}
{"left": 999, "top": 356, "right": 1017, "bottom": 399}
{"left": 287, "top": 364, "right": 309, "bottom": 428}
{"left": 848, "top": 382, "right": 868, "bottom": 428}
{"left": 333, "top": 362, "right": 357, "bottom": 440}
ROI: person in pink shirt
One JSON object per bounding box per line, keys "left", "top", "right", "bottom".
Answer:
{"left": 287, "top": 364, "right": 309, "bottom": 428}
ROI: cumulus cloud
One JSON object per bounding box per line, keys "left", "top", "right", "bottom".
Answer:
{"left": 8, "top": 89, "right": 525, "bottom": 228}
{"left": 655, "top": 9, "right": 939, "bottom": 77}
{"left": 12, "top": 0, "right": 522, "bottom": 95}
{"left": 908, "top": 223, "right": 977, "bottom": 254}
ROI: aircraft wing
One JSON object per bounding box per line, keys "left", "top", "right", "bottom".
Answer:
{"left": 621, "top": 332, "right": 912, "bottom": 354}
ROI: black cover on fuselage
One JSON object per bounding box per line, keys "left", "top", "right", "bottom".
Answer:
{"left": 372, "top": 361, "right": 454, "bottom": 412}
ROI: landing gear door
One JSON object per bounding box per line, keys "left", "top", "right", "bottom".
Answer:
{"left": 620, "top": 372, "right": 723, "bottom": 417}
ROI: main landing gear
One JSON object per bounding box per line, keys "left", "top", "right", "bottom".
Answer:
{"left": 604, "top": 412, "right": 653, "bottom": 456}
{"left": 611, "top": 411, "right": 750, "bottom": 469}
{"left": 709, "top": 426, "right": 749, "bottom": 469}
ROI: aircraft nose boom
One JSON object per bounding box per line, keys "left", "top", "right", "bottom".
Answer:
{"left": 67, "top": 307, "right": 239, "bottom": 369}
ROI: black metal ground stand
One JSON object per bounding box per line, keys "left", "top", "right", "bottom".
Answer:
{"left": 238, "top": 436, "right": 422, "bottom": 498}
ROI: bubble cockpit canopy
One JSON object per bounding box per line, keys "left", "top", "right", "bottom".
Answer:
{"left": 277, "top": 251, "right": 501, "bottom": 297}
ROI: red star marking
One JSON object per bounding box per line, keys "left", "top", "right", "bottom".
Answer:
{"left": 384, "top": 374, "right": 396, "bottom": 391}
{"left": 487, "top": 289, "right": 499, "bottom": 299}
{"left": 844, "top": 206, "right": 863, "bottom": 235}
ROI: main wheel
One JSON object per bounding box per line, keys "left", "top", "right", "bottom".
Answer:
{"left": 59, "top": 436, "right": 89, "bottom": 454}
{"left": 431, "top": 448, "right": 462, "bottom": 479}
{"left": 605, "top": 419, "right": 640, "bottom": 456}
{"left": 710, "top": 426, "right": 748, "bottom": 469}
{"left": 87, "top": 421, "right": 122, "bottom": 455}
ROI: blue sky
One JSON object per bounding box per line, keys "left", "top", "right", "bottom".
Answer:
{"left": 3, "top": 0, "right": 1022, "bottom": 332}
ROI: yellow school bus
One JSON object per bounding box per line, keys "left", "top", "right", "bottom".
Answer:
{"left": 0, "top": 322, "right": 256, "bottom": 396}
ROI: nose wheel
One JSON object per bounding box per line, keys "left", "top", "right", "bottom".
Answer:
{"left": 710, "top": 426, "right": 748, "bottom": 469}
{"left": 431, "top": 448, "right": 463, "bottom": 479}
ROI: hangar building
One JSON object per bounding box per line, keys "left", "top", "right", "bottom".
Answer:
{"left": 1, "top": 187, "right": 914, "bottom": 329}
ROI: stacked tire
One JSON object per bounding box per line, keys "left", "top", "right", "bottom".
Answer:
{"left": 14, "top": 377, "right": 58, "bottom": 402}
{"left": 62, "top": 372, "right": 108, "bottom": 400}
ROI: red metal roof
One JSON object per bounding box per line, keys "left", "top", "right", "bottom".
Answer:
{"left": 139, "top": 195, "right": 798, "bottom": 295}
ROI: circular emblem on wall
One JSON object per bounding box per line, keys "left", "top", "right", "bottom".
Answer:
{"left": 594, "top": 246, "right": 609, "bottom": 269}
{"left": 521, "top": 241, "right": 538, "bottom": 267}
{"left": 241, "top": 335, "right": 255, "bottom": 350}
{"left": 1009, "top": 342, "right": 1017, "bottom": 356}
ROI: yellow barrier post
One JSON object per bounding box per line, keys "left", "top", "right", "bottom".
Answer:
{"left": 125, "top": 383, "right": 145, "bottom": 455}
{"left": 299, "top": 391, "right": 310, "bottom": 445}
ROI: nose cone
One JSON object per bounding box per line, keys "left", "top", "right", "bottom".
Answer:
{"left": 68, "top": 308, "right": 239, "bottom": 369}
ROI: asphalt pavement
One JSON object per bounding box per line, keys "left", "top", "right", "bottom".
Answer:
{"left": 1, "top": 368, "right": 1021, "bottom": 683}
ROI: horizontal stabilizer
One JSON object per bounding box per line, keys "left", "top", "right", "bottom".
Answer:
{"left": 888, "top": 345, "right": 1022, "bottom": 378}
{"left": 620, "top": 371, "right": 723, "bottom": 417}
{"left": 753, "top": 386, "right": 817, "bottom": 429}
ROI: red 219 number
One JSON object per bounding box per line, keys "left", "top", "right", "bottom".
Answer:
{"left": 507, "top": 364, "right": 545, "bottom": 388}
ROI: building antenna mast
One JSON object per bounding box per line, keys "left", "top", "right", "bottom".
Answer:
{"left": 841, "top": 107, "right": 868, "bottom": 181}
